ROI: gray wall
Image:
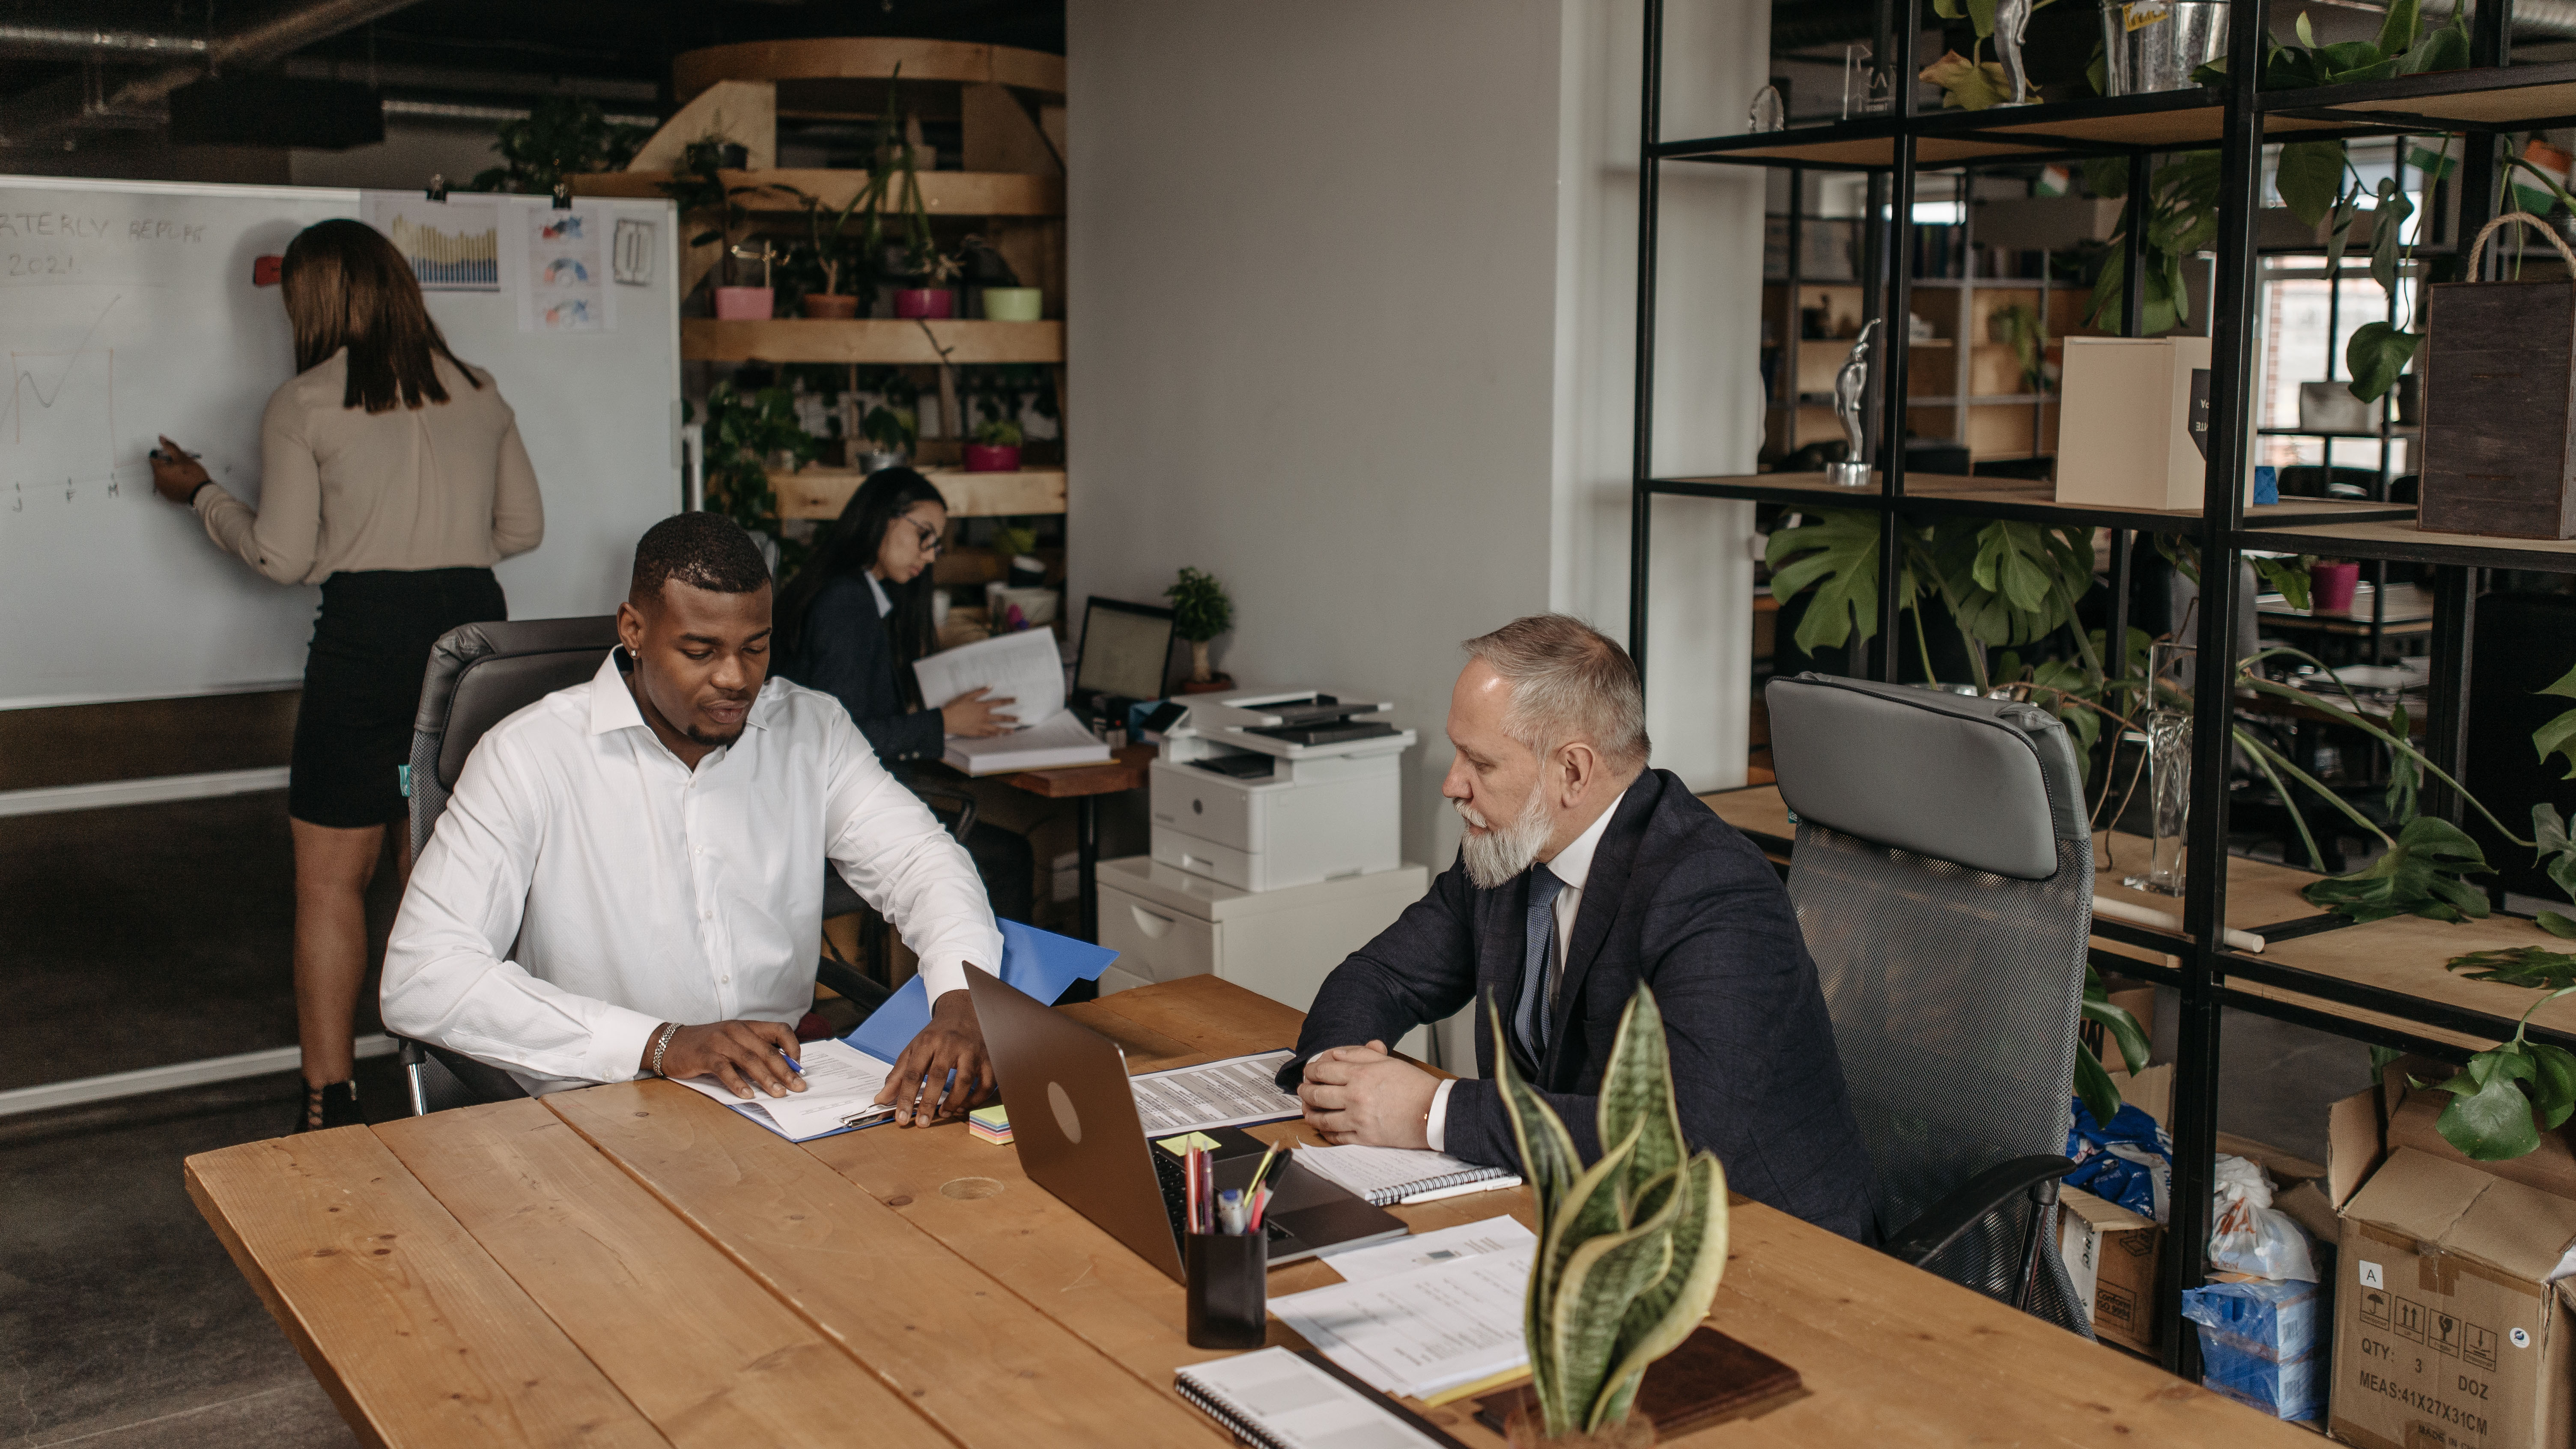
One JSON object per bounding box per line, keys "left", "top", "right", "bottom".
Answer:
{"left": 1067, "top": 0, "right": 1766, "bottom": 874}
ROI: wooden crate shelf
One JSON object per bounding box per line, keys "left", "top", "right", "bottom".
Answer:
{"left": 569, "top": 169, "right": 1062, "bottom": 218}
{"left": 771, "top": 467, "right": 1065, "bottom": 520}
{"left": 684, "top": 318, "right": 1063, "bottom": 364}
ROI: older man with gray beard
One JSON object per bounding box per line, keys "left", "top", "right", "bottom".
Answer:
{"left": 1276, "top": 614, "right": 1876, "bottom": 1241}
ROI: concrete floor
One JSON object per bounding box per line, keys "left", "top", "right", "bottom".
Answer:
{"left": 0, "top": 787, "right": 2377, "bottom": 1443}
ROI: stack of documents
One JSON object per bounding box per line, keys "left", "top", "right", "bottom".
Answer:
{"left": 1130, "top": 1050, "right": 1304, "bottom": 1136}
{"left": 1270, "top": 1219, "right": 1536, "bottom": 1402}
{"left": 912, "top": 630, "right": 1110, "bottom": 775}
{"left": 668, "top": 1039, "right": 895, "bottom": 1142}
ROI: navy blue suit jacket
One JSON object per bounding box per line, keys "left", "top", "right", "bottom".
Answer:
{"left": 1279, "top": 769, "right": 1876, "bottom": 1241}
{"left": 777, "top": 574, "right": 945, "bottom": 764}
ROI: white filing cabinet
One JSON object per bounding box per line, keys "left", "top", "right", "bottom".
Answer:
{"left": 1095, "top": 854, "right": 1430, "bottom": 1053}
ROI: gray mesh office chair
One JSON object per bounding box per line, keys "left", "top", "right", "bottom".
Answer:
{"left": 394, "top": 617, "right": 946, "bottom": 1115}
{"left": 1765, "top": 673, "right": 2095, "bottom": 1337}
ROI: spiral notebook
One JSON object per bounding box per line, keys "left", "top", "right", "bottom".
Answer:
{"left": 1174, "top": 1348, "right": 1467, "bottom": 1449}
{"left": 1293, "top": 1144, "right": 1521, "bottom": 1207}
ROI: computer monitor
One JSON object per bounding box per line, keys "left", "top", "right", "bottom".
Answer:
{"left": 1074, "top": 596, "right": 1177, "bottom": 705}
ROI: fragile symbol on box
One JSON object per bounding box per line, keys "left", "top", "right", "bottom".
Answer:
{"left": 2435, "top": 1311, "right": 2463, "bottom": 1358}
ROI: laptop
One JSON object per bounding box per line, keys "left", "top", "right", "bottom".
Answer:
{"left": 965, "top": 964, "right": 1408, "bottom": 1282}
{"left": 1071, "top": 596, "right": 1177, "bottom": 722}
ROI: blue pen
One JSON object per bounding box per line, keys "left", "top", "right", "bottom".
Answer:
{"left": 777, "top": 1048, "right": 803, "bottom": 1076}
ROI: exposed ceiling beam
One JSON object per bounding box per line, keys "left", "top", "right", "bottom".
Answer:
{"left": 0, "top": 0, "right": 431, "bottom": 149}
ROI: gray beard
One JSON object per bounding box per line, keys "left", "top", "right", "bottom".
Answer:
{"left": 1455, "top": 785, "right": 1552, "bottom": 891}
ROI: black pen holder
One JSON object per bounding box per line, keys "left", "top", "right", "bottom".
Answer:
{"left": 1184, "top": 1230, "right": 1268, "bottom": 1349}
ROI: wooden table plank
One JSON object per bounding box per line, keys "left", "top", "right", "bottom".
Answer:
{"left": 185, "top": 1126, "right": 670, "bottom": 1449}
{"left": 376, "top": 1101, "right": 957, "bottom": 1449}
{"left": 1069, "top": 972, "right": 1308, "bottom": 1057}
{"left": 544, "top": 1081, "right": 1227, "bottom": 1449}
{"left": 1052, "top": 1001, "right": 1205, "bottom": 1071}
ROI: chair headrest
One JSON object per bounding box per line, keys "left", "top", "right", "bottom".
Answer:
{"left": 1764, "top": 674, "right": 2084, "bottom": 881}
{"left": 419, "top": 616, "right": 620, "bottom": 791}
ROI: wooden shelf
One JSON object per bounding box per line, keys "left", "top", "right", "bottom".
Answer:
{"left": 684, "top": 318, "right": 1063, "bottom": 364}
{"left": 569, "top": 169, "right": 1063, "bottom": 218}
{"left": 2238, "top": 517, "right": 2576, "bottom": 575}
{"left": 2230, "top": 911, "right": 2576, "bottom": 1054}
{"left": 770, "top": 466, "right": 1064, "bottom": 520}
{"left": 674, "top": 37, "right": 1064, "bottom": 103}
{"left": 1653, "top": 470, "right": 2416, "bottom": 534}
{"left": 1659, "top": 91, "right": 2360, "bottom": 172}
{"left": 2262, "top": 59, "right": 2576, "bottom": 132}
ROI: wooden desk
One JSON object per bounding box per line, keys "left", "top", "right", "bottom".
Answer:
{"left": 189, "top": 977, "right": 2311, "bottom": 1448}
{"left": 938, "top": 742, "right": 1154, "bottom": 943}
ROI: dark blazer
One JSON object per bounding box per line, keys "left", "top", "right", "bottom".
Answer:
{"left": 1279, "top": 769, "right": 1876, "bottom": 1241}
{"left": 777, "top": 574, "right": 945, "bottom": 763}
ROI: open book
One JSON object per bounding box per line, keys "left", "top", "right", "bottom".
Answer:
{"left": 911, "top": 630, "right": 1109, "bottom": 775}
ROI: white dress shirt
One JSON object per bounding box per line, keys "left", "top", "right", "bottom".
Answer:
{"left": 382, "top": 650, "right": 1004, "bottom": 1095}
{"left": 1425, "top": 784, "right": 1629, "bottom": 1151}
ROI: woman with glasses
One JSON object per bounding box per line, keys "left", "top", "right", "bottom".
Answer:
{"left": 776, "top": 467, "right": 1035, "bottom": 921}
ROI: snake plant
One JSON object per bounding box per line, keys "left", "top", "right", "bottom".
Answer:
{"left": 1494, "top": 985, "right": 1729, "bottom": 1439}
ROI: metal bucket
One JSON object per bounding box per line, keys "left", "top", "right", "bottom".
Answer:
{"left": 2102, "top": 2, "right": 2231, "bottom": 95}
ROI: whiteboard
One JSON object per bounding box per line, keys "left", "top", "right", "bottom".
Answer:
{"left": 0, "top": 177, "right": 680, "bottom": 709}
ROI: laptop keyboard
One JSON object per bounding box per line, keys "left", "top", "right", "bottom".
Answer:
{"left": 1152, "top": 1145, "right": 1290, "bottom": 1242}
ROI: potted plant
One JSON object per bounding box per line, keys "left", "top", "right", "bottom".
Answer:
{"left": 660, "top": 131, "right": 771, "bottom": 319}
{"left": 467, "top": 95, "right": 649, "bottom": 195}
{"left": 689, "top": 379, "right": 817, "bottom": 571}
{"left": 855, "top": 402, "right": 917, "bottom": 474}
{"left": 1492, "top": 987, "right": 1729, "bottom": 1448}
{"left": 888, "top": 122, "right": 962, "bottom": 318}
{"left": 771, "top": 182, "right": 886, "bottom": 319}
{"left": 965, "top": 418, "right": 1023, "bottom": 472}
{"left": 2310, "top": 558, "right": 2361, "bottom": 614}
{"left": 1166, "top": 566, "right": 1235, "bottom": 694}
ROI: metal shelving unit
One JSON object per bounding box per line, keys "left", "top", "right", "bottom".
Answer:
{"left": 1630, "top": 0, "right": 2576, "bottom": 1379}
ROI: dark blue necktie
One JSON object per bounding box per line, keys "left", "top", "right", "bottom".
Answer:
{"left": 1513, "top": 864, "right": 1564, "bottom": 1064}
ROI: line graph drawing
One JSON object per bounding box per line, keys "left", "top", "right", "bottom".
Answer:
{"left": 2, "top": 293, "right": 125, "bottom": 505}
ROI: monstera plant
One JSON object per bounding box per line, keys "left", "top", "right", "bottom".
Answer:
{"left": 1495, "top": 986, "right": 1729, "bottom": 1444}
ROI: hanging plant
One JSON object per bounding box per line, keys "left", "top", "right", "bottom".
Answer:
{"left": 2419, "top": 985, "right": 2576, "bottom": 1162}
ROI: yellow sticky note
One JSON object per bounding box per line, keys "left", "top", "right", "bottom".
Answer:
{"left": 1156, "top": 1131, "right": 1222, "bottom": 1157}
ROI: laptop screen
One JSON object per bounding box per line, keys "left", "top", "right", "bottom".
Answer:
{"left": 1075, "top": 598, "right": 1177, "bottom": 702}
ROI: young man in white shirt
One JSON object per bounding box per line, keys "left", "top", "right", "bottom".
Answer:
{"left": 382, "top": 512, "right": 1002, "bottom": 1123}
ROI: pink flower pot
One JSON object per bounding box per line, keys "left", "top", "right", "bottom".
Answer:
{"left": 713, "top": 286, "right": 774, "bottom": 320}
{"left": 2311, "top": 561, "right": 2361, "bottom": 614}
{"left": 964, "top": 444, "right": 1022, "bottom": 473}
{"left": 893, "top": 288, "right": 954, "bottom": 319}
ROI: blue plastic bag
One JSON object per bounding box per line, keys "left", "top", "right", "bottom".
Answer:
{"left": 2180, "top": 1277, "right": 2326, "bottom": 1422}
{"left": 2066, "top": 1095, "right": 2172, "bottom": 1221}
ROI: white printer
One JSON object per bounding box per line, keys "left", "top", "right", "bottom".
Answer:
{"left": 1149, "top": 687, "right": 1417, "bottom": 891}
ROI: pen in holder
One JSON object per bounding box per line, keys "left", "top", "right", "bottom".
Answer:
{"left": 1184, "top": 1228, "right": 1267, "bottom": 1349}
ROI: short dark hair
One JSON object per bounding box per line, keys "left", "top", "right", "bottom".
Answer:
{"left": 630, "top": 513, "right": 771, "bottom": 603}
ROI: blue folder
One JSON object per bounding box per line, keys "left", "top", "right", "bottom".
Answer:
{"left": 846, "top": 918, "right": 1118, "bottom": 1064}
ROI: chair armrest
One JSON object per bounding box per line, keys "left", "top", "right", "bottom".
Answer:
{"left": 1881, "top": 1154, "right": 2076, "bottom": 1267}
{"left": 817, "top": 957, "right": 893, "bottom": 1015}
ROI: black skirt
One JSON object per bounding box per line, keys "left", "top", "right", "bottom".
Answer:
{"left": 289, "top": 567, "right": 507, "bottom": 829}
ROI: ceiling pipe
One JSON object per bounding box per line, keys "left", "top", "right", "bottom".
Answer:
{"left": 0, "top": 25, "right": 209, "bottom": 62}
{"left": 0, "top": 0, "right": 428, "bottom": 149}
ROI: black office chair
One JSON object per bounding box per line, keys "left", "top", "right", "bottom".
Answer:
{"left": 394, "top": 618, "right": 964, "bottom": 1115}
{"left": 1765, "top": 673, "right": 2096, "bottom": 1338}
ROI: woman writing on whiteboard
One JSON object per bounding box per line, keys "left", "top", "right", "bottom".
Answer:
{"left": 775, "top": 467, "right": 1033, "bottom": 922}
{"left": 148, "top": 219, "right": 542, "bottom": 1133}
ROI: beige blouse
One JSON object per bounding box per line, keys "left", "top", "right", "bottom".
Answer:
{"left": 195, "top": 350, "right": 544, "bottom": 584}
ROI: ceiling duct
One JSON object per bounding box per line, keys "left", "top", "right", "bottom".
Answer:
{"left": 0, "top": 0, "right": 426, "bottom": 149}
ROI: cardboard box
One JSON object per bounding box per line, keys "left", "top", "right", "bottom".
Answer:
{"left": 2055, "top": 336, "right": 2215, "bottom": 512}
{"left": 2329, "top": 1148, "right": 2576, "bottom": 1449}
{"left": 2060, "top": 1185, "right": 2163, "bottom": 1353}
{"left": 2374, "top": 1056, "right": 2576, "bottom": 1204}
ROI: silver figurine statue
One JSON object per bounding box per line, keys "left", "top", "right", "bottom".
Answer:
{"left": 1828, "top": 318, "right": 1878, "bottom": 488}
{"left": 1995, "top": 0, "right": 2035, "bottom": 106}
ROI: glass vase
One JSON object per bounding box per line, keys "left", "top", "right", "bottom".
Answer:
{"left": 2123, "top": 643, "right": 2196, "bottom": 897}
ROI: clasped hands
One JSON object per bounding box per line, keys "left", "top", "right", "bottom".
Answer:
{"left": 1297, "top": 1039, "right": 1441, "bottom": 1149}
{"left": 645, "top": 985, "right": 994, "bottom": 1128}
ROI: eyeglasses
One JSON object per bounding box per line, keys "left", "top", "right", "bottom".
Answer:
{"left": 900, "top": 517, "right": 942, "bottom": 556}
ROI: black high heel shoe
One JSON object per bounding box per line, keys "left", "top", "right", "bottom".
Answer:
{"left": 293, "top": 1079, "right": 362, "bottom": 1133}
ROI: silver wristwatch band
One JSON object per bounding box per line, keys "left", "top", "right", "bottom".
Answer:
{"left": 650, "top": 1021, "right": 679, "bottom": 1076}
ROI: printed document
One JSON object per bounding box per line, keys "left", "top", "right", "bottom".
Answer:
{"left": 1269, "top": 1243, "right": 1535, "bottom": 1399}
{"left": 943, "top": 711, "right": 1109, "bottom": 775}
{"left": 669, "top": 1038, "right": 896, "bottom": 1141}
{"left": 1316, "top": 1215, "right": 1535, "bottom": 1282}
{"left": 1130, "top": 1049, "right": 1303, "bottom": 1136}
{"left": 913, "top": 629, "right": 1066, "bottom": 725}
